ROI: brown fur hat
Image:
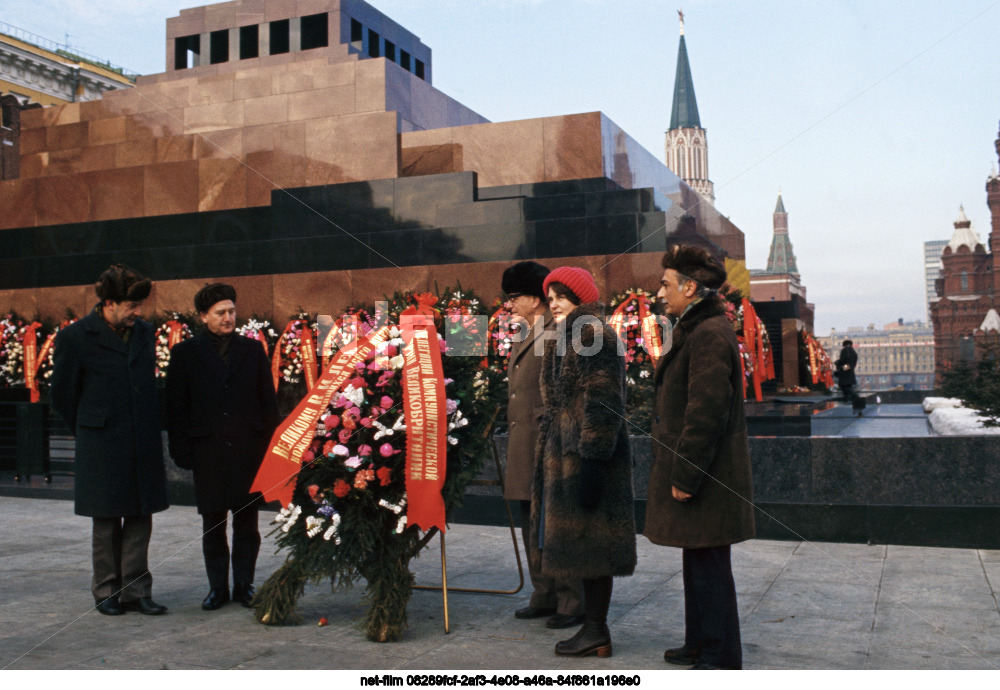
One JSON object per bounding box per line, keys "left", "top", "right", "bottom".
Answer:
{"left": 661, "top": 244, "right": 727, "bottom": 289}
{"left": 94, "top": 264, "right": 152, "bottom": 303}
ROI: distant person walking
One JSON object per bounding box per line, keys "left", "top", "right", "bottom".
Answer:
{"left": 51, "top": 264, "right": 169, "bottom": 616}
{"left": 166, "top": 284, "right": 279, "bottom": 610}
{"left": 646, "top": 245, "right": 755, "bottom": 669}
{"left": 835, "top": 340, "right": 863, "bottom": 413}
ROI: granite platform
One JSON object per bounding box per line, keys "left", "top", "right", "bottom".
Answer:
{"left": 1, "top": 497, "right": 998, "bottom": 671}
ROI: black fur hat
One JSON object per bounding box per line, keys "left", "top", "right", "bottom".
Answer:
{"left": 94, "top": 264, "right": 152, "bottom": 303}
{"left": 194, "top": 283, "right": 237, "bottom": 313}
{"left": 502, "top": 261, "right": 550, "bottom": 299}
{"left": 661, "top": 245, "right": 727, "bottom": 289}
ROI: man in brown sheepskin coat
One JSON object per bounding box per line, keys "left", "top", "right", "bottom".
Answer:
{"left": 645, "top": 245, "right": 755, "bottom": 670}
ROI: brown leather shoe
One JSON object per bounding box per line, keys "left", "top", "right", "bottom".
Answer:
{"left": 664, "top": 644, "right": 701, "bottom": 665}
{"left": 121, "top": 597, "right": 167, "bottom": 615}
{"left": 201, "top": 587, "right": 230, "bottom": 610}
{"left": 232, "top": 582, "right": 255, "bottom": 608}
{"left": 514, "top": 605, "right": 556, "bottom": 619}
{"left": 95, "top": 596, "right": 124, "bottom": 616}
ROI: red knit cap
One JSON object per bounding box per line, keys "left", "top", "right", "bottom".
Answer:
{"left": 543, "top": 266, "right": 599, "bottom": 304}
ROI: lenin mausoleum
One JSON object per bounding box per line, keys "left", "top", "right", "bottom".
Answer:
{"left": 0, "top": 0, "right": 748, "bottom": 320}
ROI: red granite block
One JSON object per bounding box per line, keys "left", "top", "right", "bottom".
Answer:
{"left": 19, "top": 153, "right": 48, "bottom": 179}
{"left": 287, "top": 84, "right": 355, "bottom": 121}
{"left": 198, "top": 157, "right": 247, "bottom": 211}
{"left": 88, "top": 116, "right": 127, "bottom": 146}
{"left": 46, "top": 122, "right": 89, "bottom": 151}
{"left": 0, "top": 178, "right": 37, "bottom": 229}
{"left": 144, "top": 160, "right": 200, "bottom": 216}
{"left": 115, "top": 139, "right": 156, "bottom": 168}
{"left": 35, "top": 174, "right": 89, "bottom": 226}
{"left": 88, "top": 167, "right": 145, "bottom": 221}
{"left": 543, "top": 113, "right": 604, "bottom": 182}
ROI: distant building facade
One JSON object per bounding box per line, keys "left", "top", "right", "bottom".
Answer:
{"left": 923, "top": 238, "right": 948, "bottom": 321}
{"left": 930, "top": 120, "right": 1000, "bottom": 381}
{"left": 0, "top": 23, "right": 135, "bottom": 105}
{"left": 820, "top": 321, "right": 935, "bottom": 391}
{"left": 664, "top": 13, "right": 714, "bottom": 205}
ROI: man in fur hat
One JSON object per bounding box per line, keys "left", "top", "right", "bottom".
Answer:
{"left": 645, "top": 245, "right": 755, "bottom": 669}
{"left": 501, "top": 261, "right": 584, "bottom": 629}
{"left": 51, "top": 264, "right": 170, "bottom": 616}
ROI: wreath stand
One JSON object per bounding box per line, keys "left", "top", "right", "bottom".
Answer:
{"left": 412, "top": 407, "right": 524, "bottom": 633}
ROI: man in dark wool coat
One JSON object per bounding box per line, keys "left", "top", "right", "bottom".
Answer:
{"left": 166, "top": 284, "right": 279, "bottom": 610}
{"left": 51, "top": 264, "right": 170, "bottom": 616}
{"left": 646, "top": 245, "right": 755, "bottom": 670}
{"left": 502, "top": 261, "right": 584, "bottom": 629}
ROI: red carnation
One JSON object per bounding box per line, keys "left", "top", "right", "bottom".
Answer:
{"left": 376, "top": 467, "right": 392, "bottom": 487}
{"left": 333, "top": 480, "right": 350, "bottom": 498}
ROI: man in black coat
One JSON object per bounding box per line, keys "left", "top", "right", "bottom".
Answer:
{"left": 166, "top": 284, "right": 279, "bottom": 610}
{"left": 835, "top": 340, "right": 862, "bottom": 409}
{"left": 51, "top": 264, "right": 170, "bottom": 616}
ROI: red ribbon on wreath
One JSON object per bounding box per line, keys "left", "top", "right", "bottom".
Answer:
{"left": 608, "top": 292, "right": 664, "bottom": 364}
{"left": 23, "top": 322, "right": 40, "bottom": 403}
{"left": 399, "top": 296, "right": 448, "bottom": 532}
{"left": 252, "top": 325, "right": 391, "bottom": 507}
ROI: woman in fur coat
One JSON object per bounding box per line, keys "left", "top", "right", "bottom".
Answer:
{"left": 529, "top": 266, "right": 637, "bottom": 658}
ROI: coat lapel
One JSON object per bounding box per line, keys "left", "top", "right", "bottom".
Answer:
{"left": 224, "top": 335, "right": 251, "bottom": 380}
{"left": 509, "top": 311, "right": 551, "bottom": 368}
{"left": 84, "top": 310, "right": 129, "bottom": 356}
{"left": 193, "top": 331, "right": 226, "bottom": 378}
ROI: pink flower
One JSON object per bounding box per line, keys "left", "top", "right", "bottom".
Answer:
{"left": 338, "top": 428, "right": 352, "bottom": 443}
{"left": 380, "top": 395, "right": 394, "bottom": 410}
{"left": 354, "top": 362, "right": 366, "bottom": 371}
{"left": 348, "top": 377, "right": 365, "bottom": 389}
{"left": 360, "top": 417, "right": 373, "bottom": 428}
{"left": 439, "top": 340, "right": 448, "bottom": 353}
{"left": 332, "top": 444, "right": 350, "bottom": 457}
{"left": 386, "top": 344, "right": 398, "bottom": 357}
{"left": 367, "top": 360, "right": 383, "bottom": 372}
{"left": 302, "top": 450, "right": 315, "bottom": 464}
{"left": 379, "top": 443, "right": 396, "bottom": 458}
{"left": 375, "top": 371, "right": 395, "bottom": 388}
{"left": 358, "top": 444, "right": 373, "bottom": 457}
{"left": 323, "top": 414, "right": 340, "bottom": 429}
{"left": 446, "top": 399, "right": 458, "bottom": 414}
{"left": 370, "top": 406, "right": 383, "bottom": 418}
{"left": 345, "top": 456, "right": 362, "bottom": 468}
{"left": 334, "top": 394, "right": 350, "bottom": 409}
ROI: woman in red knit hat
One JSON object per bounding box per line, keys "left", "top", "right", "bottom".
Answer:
{"left": 529, "top": 267, "right": 637, "bottom": 658}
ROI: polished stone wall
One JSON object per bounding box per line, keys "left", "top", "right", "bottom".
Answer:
{"left": 0, "top": 172, "right": 672, "bottom": 318}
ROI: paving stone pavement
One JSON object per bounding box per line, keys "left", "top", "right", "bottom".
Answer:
{"left": 1, "top": 497, "right": 998, "bottom": 670}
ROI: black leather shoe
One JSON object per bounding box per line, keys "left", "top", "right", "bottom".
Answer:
{"left": 95, "top": 596, "right": 124, "bottom": 616}
{"left": 515, "top": 605, "right": 557, "bottom": 619}
{"left": 664, "top": 644, "right": 702, "bottom": 665}
{"left": 546, "top": 613, "right": 586, "bottom": 629}
{"left": 121, "top": 597, "right": 168, "bottom": 615}
{"left": 554, "top": 621, "right": 612, "bottom": 658}
{"left": 202, "top": 587, "right": 230, "bottom": 610}
{"left": 232, "top": 582, "right": 255, "bottom": 608}
{"left": 690, "top": 662, "right": 739, "bottom": 670}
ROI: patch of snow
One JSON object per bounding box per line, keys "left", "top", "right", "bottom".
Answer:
{"left": 923, "top": 397, "right": 962, "bottom": 413}
{"left": 927, "top": 406, "right": 1000, "bottom": 435}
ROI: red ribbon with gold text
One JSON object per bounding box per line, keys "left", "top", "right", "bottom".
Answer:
{"left": 400, "top": 296, "right": 448, "bottom": 532}
{"left": 271, "top": 320, "right": 316, "bottom": 391}
{"left": 165, "top": 320, "right": 185, "bottom": 350}
{"left": 251, "top": 325, "right": 391, "bottom": 507}
{"left": 23, "top": 322, "right": 40, "bottom": 403}
{"left": 741, "top": 299, "right": 763, "bottom": 401}
{"left": 608, "top": 293, "right": 663, "bottom": 364}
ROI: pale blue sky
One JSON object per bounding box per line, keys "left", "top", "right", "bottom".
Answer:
{"left": 5, "top": 0, "right": 1000, "bottom": 333}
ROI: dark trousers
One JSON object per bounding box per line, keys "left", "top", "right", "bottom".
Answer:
{"left": 682, "top": 545, "right": 742, "bottom": 669}
{"left": 202, "top": 508, "right": 261, "bottom": 590}
{"left": 520, "top": 501, "right": 583, "bottom": 615}
{"left": 91, "top": 515, "right": 153, "bottom": 603}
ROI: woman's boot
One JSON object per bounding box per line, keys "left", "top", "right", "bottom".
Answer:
{"left": 555, "top": 576, "right": 613, "bottom": 657}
